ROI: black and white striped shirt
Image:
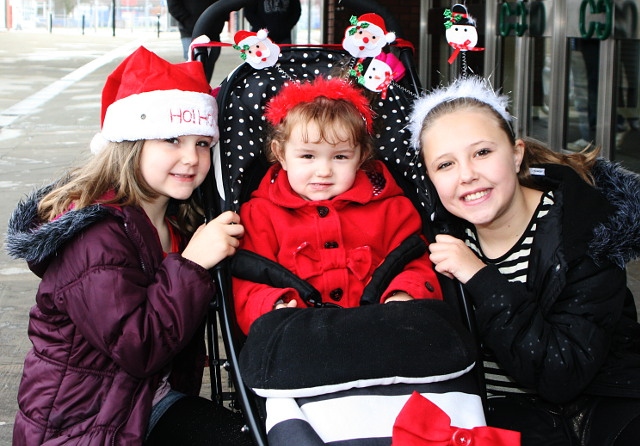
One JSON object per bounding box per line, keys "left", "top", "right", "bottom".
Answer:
{"left": 464, "top": 191, "right": 555, "bottom": 396}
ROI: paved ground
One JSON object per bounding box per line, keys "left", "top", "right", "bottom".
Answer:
{"left": 2, "top": 27, "right": 640, "bottom": 446}
{"left": 0, "top": 28, "right": 240, "bottom": 444}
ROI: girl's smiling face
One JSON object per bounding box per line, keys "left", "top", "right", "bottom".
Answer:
{"left": 421, "top": 109, "right": 524, "bottom": 230}
{"left": 278, "top": 121, "right": 362, "bottom": 201}
{"left": 140, "top": 135, "right": 212, "bottom": 205}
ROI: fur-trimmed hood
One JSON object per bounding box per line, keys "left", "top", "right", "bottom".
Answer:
{"left": 590, "top": 159, "right": 640, "bottom": 268}
{"left": 5, "top": 186, "right": 113, "bottom": 272}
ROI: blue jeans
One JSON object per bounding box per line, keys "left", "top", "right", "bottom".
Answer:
{"left": 146, "top": 389, "right": 186, "bottom": 439}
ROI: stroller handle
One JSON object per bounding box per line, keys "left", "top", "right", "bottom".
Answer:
{"left": 193, "top": 0, "right": 251, "bottom": 42}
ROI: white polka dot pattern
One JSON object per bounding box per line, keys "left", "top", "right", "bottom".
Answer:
{"left": 214, "top": 48, "right": 434, "bottom": 214}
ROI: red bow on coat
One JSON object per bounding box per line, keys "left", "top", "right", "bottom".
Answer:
{"left": 392, "top": 392, "right": 520, "bottom": 446}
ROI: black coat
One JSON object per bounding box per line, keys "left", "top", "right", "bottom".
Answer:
{"left": 168, "top": 0, "right": 218, "bottom": 38}
{"left": 463, "top": 161, "right": 640, "bottom": 404}
{"left": 244, "top": 0, "right": 301, "bottom": 43}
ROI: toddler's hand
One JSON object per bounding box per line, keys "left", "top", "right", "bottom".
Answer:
{"left": 181, "top": 211, "right": 244, "bottom": 269}
{"left": 274, "top": 299, "right": 298, "bottom": 310}
{"left": 384, "top": 292, "right": 414, "bottom": 303}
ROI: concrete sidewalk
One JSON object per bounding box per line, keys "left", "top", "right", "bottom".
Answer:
{"left": 0, "top": 28, "right": 241, "bottom": 443}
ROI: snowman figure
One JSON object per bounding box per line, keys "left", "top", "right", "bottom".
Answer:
{"left": 444, "top": 4, "right": 483, "bottom": 65}
{"left": 360, "top": 52, "right": 406, "bottom": 99}
{"left": 233, "top": 29, "right": 281, "bottom": 69}
{"left": 342, "top": 13, "right": 396, "bottom": 59}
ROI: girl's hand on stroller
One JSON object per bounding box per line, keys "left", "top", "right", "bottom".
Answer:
{"left": 429, "top": 234, "right": 485, "bottom": 283}
{"left": 182, "top": 211, "right": 244, "bottom": 269}
{"left": 384, "top": 291, "right": 413, "bottom": 303}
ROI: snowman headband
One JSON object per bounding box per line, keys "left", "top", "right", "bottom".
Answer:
{"left": 408, "top": 76, "right": 513, "bottom": 150}
{"left": 264, "top": 77, "right": 374, "bottom": 133}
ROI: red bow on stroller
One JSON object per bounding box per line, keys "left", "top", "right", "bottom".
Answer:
{"left": 393, "top": 392, "right": 521, "bottom": 446}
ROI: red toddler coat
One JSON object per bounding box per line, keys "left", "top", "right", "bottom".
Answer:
{"left": 233, "top": 160, "right": 442, "bottom": 334}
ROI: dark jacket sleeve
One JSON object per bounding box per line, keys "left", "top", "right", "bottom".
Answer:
{"left": 285, "top": 0, "right": 302, "bottom": 30}
{"left": 464, "top": 258, "right": 627, "bottom": 403}
{"left": 243, "top": 1, "right": 264, "bottom": 30}
{"left": 167, "top": 0, "right": 193, "bottom": 28}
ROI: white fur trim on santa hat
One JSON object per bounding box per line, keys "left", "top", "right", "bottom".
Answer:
{"left": 363, "top": 22, "right": 396, "bottom": 43}
{"left": 238, "top": 29, "right": 269, "bottom": 47}
{"left": 92, "top": 89, "right": 218, "bottom": 153}
{"left": 408, "top": 76, "right": 512, "bottom": 150}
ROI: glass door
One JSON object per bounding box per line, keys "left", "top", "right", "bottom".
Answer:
{"left": 419, "top": 0, "right": 640, "bottom": 171}
{"left": 493, "top": 1, "right": 553, "bottom": 142}
{"left": 611, "top": 0, "right": 639, "bottom": 168}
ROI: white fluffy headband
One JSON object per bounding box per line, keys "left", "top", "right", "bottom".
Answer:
{"left": 408, "top": 76, "right": 513, "bottom": 150}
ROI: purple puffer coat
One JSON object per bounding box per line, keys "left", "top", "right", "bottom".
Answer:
{"left": 5, "top": 187, "right": 214, "bottom": 445}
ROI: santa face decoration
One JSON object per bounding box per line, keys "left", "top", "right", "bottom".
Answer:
{"left": 233, "top": 29, "right": 281, "bottom": 69}
{"left": 342, "top": 13, "right": 396, "bottom": 59}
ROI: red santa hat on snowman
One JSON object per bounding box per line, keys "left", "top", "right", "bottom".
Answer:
{"left": 90, "top": 46, "right": 218, "bottom": 154}
{"left": 343, "top": 13, "right": 396, "bottom": 59}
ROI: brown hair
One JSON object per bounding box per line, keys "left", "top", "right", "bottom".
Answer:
{"left": 266, "top": 95, "right": 375, "bottom": 167}
{"left": 38, "top": 140, "right": 204, "bottom": 234}
{"left": 419, "top": 98, "right": 599, "bottom": 185}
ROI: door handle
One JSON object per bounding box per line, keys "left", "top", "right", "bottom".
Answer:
{"left": 579, "top": 0, "right": 613, "bottom": 40}
{"left": 499, "top": 1, "right": 528, "bottom": 37}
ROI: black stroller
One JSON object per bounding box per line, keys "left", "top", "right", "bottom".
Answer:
{"left": 192, "top": 1, "right": 486, "bottom": 444}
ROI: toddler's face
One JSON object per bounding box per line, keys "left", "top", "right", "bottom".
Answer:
{"left": 279, "top": 122, "right": 361, "bottom": 201}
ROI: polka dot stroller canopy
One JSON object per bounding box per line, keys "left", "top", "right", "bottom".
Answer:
{"left": 211, "top": 46, "right": 436, "bottom": 219}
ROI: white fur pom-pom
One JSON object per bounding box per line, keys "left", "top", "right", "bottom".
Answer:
{"left": 90, "top": 132, "right": 109, "bottom": 155}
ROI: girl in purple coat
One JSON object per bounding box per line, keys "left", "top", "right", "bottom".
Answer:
{"left": 6, "top": 47, "right": 249, "bottom": 445}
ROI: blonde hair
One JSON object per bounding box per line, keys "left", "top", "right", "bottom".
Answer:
{"left": 38, "top": 140, "right": 204, "bottom": 234}
{"left": 418, "top": 97, "right": 599, "bottom": 186}
{"left": 266, "top": 96, "right": 375, "bottom": 167}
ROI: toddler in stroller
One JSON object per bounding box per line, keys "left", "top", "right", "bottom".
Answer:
{"left": 232, "top": 75, "right": 443, "bottom": 334}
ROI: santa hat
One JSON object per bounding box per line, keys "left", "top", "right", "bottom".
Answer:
{"left": 91, "top": 46, "right": 218, "bottom": 154}
{"left": 355, "top": 13, "right": 396, "bottom": 44}
{"left": 408, "top": 76, "right": 514, "bottom": 150}
{"left": 234, "top": 29, "right": 269, "bottom": 48}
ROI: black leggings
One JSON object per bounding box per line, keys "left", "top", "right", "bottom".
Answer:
{"left": 486, "top": 395, "right": 640, "bottom": 446}
{"left": 144, "top": 396, "right": 254, "bottom": 446}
